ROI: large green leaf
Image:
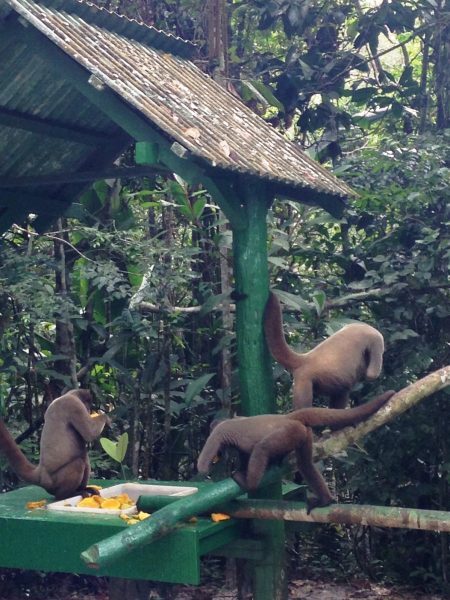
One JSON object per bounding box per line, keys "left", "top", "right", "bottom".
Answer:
{"left": 184, "top": 373, "right": 215, "bottom": 405}
{"left": 100, "top": 432, "right": 128, "bottom": 464}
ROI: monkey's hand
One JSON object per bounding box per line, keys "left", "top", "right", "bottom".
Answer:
{"left": 80, "top": 485, "right": 102, "bottom": 498}
{"left": 98, "top": 411, "right": 112, "bottom": 427}
{"left": 306, "top": 496, "right": 335, "bottom": 515}
{"left": 91, "top": 411, "right": 112, "bottom": 427}
{"left": 232, "top": 471, "right": 248, "bottom": 490}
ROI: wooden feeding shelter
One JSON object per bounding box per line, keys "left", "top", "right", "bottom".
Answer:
{"left": 0, "top": 0, "right": 357, "bottom": 598}
{"left": 0, "top": 0, "right": 352, "bottom": 417}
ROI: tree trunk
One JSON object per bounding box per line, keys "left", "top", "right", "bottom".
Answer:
{"left": 53, "top": 218, "right": 78, "bottom": 390}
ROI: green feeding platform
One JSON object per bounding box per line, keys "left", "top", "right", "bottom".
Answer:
{"left": 0, "top": 480, "right": 245, "bottom": 585}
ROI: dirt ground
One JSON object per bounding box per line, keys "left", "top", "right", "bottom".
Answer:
{"left": 0, "top": 573, "right": 445, "bottom": 600}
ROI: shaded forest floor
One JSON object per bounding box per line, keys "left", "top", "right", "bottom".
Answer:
{"left": 0, "top": 572, "right": 445, "bottom": 600}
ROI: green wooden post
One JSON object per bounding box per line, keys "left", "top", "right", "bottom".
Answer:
{"left": 231, "top": 178, "right": 287, "bottom": 600}
{"left": 232, "top": 179, "right": 274, "bottom": 415}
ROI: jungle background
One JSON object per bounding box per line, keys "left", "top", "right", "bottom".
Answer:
{"left": 1, "top": 0, "right": 450, "bottom": 597}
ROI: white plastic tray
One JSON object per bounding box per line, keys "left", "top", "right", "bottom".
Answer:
{"left": 47, "top": 482, "right": 198, "bottom": 515}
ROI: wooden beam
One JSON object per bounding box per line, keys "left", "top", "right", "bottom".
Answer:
{"left": 0, "top": 191, "right": 68, "bottom": 215}
{"left": 226, "top": 498, "right": 450, "bottom": 533}
{"left": 0, "top": 206, "right": 19, "bottom": 233}
{"left": 0, "top": 106, "right": 112, "bottom": 146}
{"left": 0, "top": 165, "right": 170, "bottom": 188}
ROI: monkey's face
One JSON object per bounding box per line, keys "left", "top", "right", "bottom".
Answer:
{"left": 75, "top": 389, "right": 93, "bottom": 411}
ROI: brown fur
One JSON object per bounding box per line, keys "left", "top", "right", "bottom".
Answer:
{"left": 0, "top": 390, "right": 110, "bottom": 499}
{"left": 264, "top": 292, "right": 385, "bottom": 409}
{"left": 198, "top": 390, "right": 394, "bottom": 512}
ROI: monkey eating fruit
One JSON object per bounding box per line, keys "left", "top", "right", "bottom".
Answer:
{"left": 0, "top": 389, "right": 110, "bottom": 499}
{"left": 198, "top": 390, "right": 395, "bottom": 512}
{"left": 264, "top": 292, "right": 385, "bottom": 409}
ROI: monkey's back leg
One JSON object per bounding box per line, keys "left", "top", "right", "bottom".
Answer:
{"left": 295, "top": 427, "right": 333, "bottom": 512}
{"left": 365, "top": 337, "right": 384, "bottom": 380}
{"left": 50, "top": 456, "right": 90, "bottom": 500}
{"left": 246, "top": 423, "right": 305, "bottom": 490}
{"left": 292, "top": 376, "right": 313, "bottom": 409}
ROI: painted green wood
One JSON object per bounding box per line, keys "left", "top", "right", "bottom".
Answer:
{"left": 0, "top": 204, "right": 31, "bottom": 233}
{"left": 81, "top": 477, "right": 246, "bottom": 570}
{"left": 135, "top": 141, "right": 160, "bottom": 165}
{"left": 229, "top": 178, "right": 287, "bottom": 600}
{"left": 0, "top": 192, "right": 68, "bottom": 216}
{"left": 0, "top": 166, "right": 169, "bottom": 189}
{"left": 231, "top": 178, "right": 274, "bottom": 416}
{"left": 0, "top": 481, "right": 243, "bottom": 584}
{"left": 0, "top": 106, "right": 110, "bottom": 146}
{"left": 250, "top": 480, "right": 287, "bottom": 600}
{"left": 211, "top": 538, "right": 265, "bottom": 561}
{"left": 137, "top": 494, "right": 184, "bottom": 512}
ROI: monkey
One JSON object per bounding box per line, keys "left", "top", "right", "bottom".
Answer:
{"left": 0, "top": 389, "right": 110, "bottom": 499}
{"left": 264, "top": 291, "right": 385, "bottom": 409}
{"left": 198, "top": 390, "right": 395, "bottom": 512}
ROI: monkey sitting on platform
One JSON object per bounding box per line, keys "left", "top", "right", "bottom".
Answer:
{"left": 0, "top": 389, "right": 110, "bottom": 499}
{"left": 197, "top": 390, "right": 394, "bottom": 512}
{"left": 264, "top": 291, "right": 385, "bottom": 409}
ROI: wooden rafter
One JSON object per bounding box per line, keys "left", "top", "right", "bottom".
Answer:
{"left": 0, "top": 165, "right": 170, "bottom": 188}
{"left": 0, "top": 106, "right": 111, "bottom": 146}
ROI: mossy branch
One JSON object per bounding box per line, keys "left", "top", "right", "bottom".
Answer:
{"left": 313, "top": 366, "right": 450, "bottom": 461}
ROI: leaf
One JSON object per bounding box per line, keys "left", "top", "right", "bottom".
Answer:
{"left": 93, "top": 180, "right": 109, "bottom": 204}
{"left": 241, "top": 80, "right": 284, "bottom": 111}
{"left": 184, "top": 373, "right": 215, "bottom": 405}
{"left": 100, "top": 432, "right": 129, "bottom": 464}
{"left": 199, "top": 293, "right": 229, "bottom": 316}
{"left": 268, "top": 256, "right": 289, "bottom": 269}
{"left": 399, "top": 65, "right": 414, "bottom": 87}
{"left": 192, "top": 197, "right": 206, "bottom": 220}
{"left": 272, "top": 289, "right": 312, "bottom": 312}
{"left": 312, "top": 291, "right": 326, "bottom": 316}
{"left": 168, "top": 180, "right": 193, "bottom": 220}
{"left": 100, "top": 437, "right": 119, "bottom": 461}
{"left": 298, "top": 59, "right": 313, "bottom": 80}
{"left": 390, "top": 329, "right": 419, "bottom": 342}
{"left": 351, "top": 87, "right": 378, "bottom": 104}
{"left": 116, "top": 432, "right": 129, "bottom": 463}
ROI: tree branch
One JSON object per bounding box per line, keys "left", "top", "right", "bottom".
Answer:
{"left": 313, "top": 366, "right": 450, "bottom": 461}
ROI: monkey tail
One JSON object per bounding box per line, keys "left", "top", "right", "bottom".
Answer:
{"left": 291, "top": 390, "right": 396, "bottom": 429}
{"left": 0, "top": 420, "right": 40, "bottom": 483}
{"left": 264, "top": 292, "right": 304, "bottom": 370}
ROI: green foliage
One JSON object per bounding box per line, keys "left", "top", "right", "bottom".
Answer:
{"left": 265, "top": 130, "right": 450, "bottom": 588}
{"left": 2, "top": 0, "right": 450, "bottom": 590}
{"left": 100, "top": 432, "right": 129, "bottom": 464}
